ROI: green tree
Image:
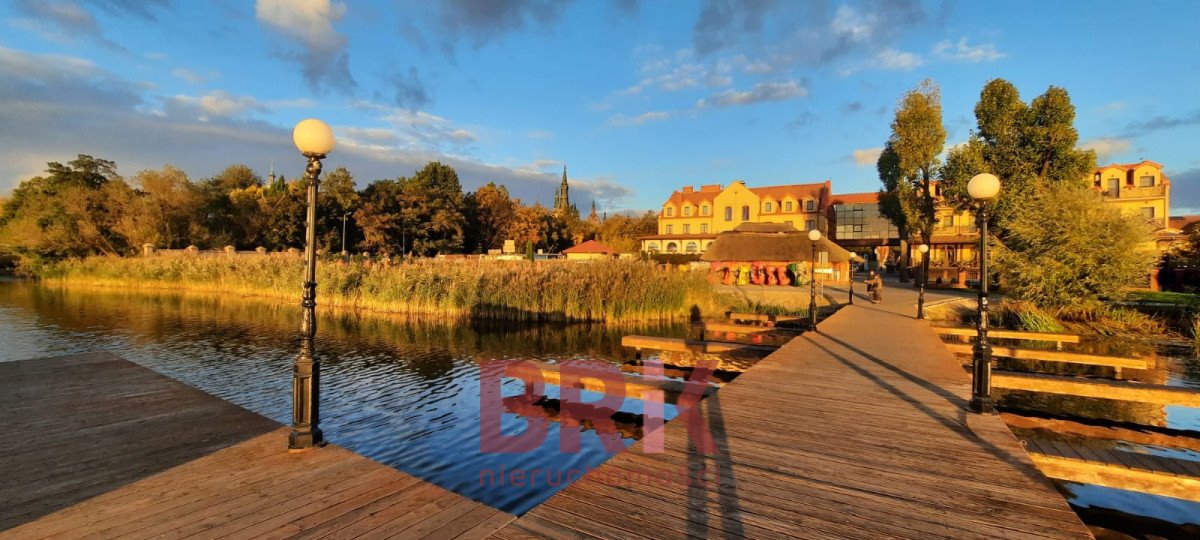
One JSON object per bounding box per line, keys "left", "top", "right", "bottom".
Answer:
{"left": 877, "top": 79, "right": 946, "bottom": 280}
{"left": 318, "top": 167, "right": 360, "bottom": 253}
{"left": 354, "top": 179, "right": 404, "bottom": 254}
{"left": 260, "top": 179, "right": 307, "bottom": 250}
{"left": 994, "top": 186, "right": 1156, "bottom": 309}
{"left": 397, "top": 162, "right": 467, "bottom": 256}
{"left": 0, "top": 155, "right": 132, "bottom": 260}
{"left": 131, "top": 165, "right": 203, "bottom": 249}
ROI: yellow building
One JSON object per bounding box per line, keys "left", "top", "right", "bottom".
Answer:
{"left": 1090, "top": 160, "right": 1170, "bottom": 229}
{"left": 640, "top": 180, "right": 831, "bottom": 254}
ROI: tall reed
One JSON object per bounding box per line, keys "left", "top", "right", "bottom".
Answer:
{"left": 42, "top": 254, "right": 745, "bottom": 323}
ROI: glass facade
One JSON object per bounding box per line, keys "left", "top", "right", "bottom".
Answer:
{"left": 833, "top": 202, "right": 898, "bottom": 241}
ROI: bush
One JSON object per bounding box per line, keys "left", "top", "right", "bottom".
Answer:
{"left": 993, "top": 186, "right": 1157, "bottom": 310}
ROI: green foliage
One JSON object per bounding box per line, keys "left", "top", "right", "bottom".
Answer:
{"left": 44, "top": 255, "right": 745, "bottom": 323}
{"left": 989, "top": 301, "right": 1065, "bottom": 333}
{"left": 877, "top": 80, "right": 945, "bottom": 273}
{"left": 938, "top": 79, "right": 1097, "bottom": 230}
{"left": 993, "top": 186, "right": 1156, "bottom": 309}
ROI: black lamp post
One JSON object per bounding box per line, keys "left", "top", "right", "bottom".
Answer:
{"left": 808, "top": 229, "right": 821, "bottom": 329}
{"left": 848, "top": 255, "right": 855, "bottom": 305}
{"left": 916, "top": 243, "right": 929, "bottom": 319}
{"left": 967, "top": 172, "right": 1000, "bottom": 414}
{"left": 341, "top": 212, "right": 351, "bottom": 255}
{"left": 289, "top": 118, "right": 335, "bottom": 450}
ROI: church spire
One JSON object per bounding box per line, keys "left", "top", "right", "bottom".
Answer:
{"left": 554, "top": 165, "right": 571, "bottom": 213}
{"left": 587, "top": 198, "right": 599, "bottom": 223}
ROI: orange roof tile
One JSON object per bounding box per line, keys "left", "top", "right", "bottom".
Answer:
{"left": 830, "top": 192, "right": 879, "bottom": 205}
{"left": 1094, "top": 160, "right": 1164, "bottom": 172}
{"left": 561, "top": 240, "right": 619, "bottom": 254}
{"left": 748, "top": 182, "right": 826, "bottom": 201}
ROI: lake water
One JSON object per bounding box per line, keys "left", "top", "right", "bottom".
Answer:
{"left": 0, "top": 281, "right": 695, "bottom": 515}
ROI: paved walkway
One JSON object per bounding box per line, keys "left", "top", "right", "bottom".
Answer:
{"left": 0, "top": 353, "right": 514, "bottom": 539}
{"left": 497, "top": 277, "right": 1092, "bottom": 538}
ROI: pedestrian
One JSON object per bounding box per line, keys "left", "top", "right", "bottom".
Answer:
{"left": 866, "top": 271, "right": 883, "bottom": 303}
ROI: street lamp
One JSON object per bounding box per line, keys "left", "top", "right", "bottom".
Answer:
{"left": 289, "top": 118, "right": 335, "bottom": 450}
{"left": 916, "top": 243, "right": 929, "bottom": 319}
{"left": 967, "top": 172, "right": 1000, "bottom": 414}
{"left": 808, "top": 229, "right": 821, "bottom": 329}
{"left": 848, "top": 254, "right": 855, "bottom": 305}
{"left": 341, "top": 212, "right": 351, "bottom": 255}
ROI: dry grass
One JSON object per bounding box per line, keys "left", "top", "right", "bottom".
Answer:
{"left": 42, "top": 254, "right": 751, "bottom": 323}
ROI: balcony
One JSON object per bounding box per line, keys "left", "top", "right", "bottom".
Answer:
{"left": 1104, "top": 184, "right": 1167, "bottom": 199}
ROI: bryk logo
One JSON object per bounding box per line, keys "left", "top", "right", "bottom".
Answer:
{"left": 479, "top": 358, "right": 717, "bottom": 455}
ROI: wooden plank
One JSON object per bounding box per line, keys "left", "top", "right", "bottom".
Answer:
{"left": 701, "top": 321, "right": 804, "bottom": 335}
{"left": 993, "top": 370, "right": 1200, "bottom": 407}
{"left": 1002, "top": 413, "right": 1200, "bottom": 454}
{"left": 621, "top": 335, "right": 777, "bottom": 355}
{"left": 933, "top": 326, "right": 1080, "bottom": 343}
{"left": 945, "top": 343, "right": 1148, "bottom": 369}
{"left": 509, "top": 359, "right": 716, "bottom": 399}
{"left": 0, "top": 354, "right": 517, "bottom": 539}
{"left": 724, "top": 311, "right": 805, "bottom": 326}
{"left": 1030, "top": 452, "right": 1200, "bottom": 502}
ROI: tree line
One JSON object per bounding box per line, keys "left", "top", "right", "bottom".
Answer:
{"left": 0, "top": 158, "right": 656, "bottom": 265}
{"left": 878, "top": 77, "right": 1156, "bottom": 309}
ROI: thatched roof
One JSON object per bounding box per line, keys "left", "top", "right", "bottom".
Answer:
{"left": 701, "top": 222, "right": 859, "bottom": 263}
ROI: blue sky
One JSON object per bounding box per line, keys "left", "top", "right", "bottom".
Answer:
{"left": 2, "top": 0, "right": 1199, "bottom": 212}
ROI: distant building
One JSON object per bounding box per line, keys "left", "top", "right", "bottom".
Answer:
{"left": 1090, "top": 160, "right": 1170, "bottom": 229}
{"left": 554, "top": 166, "right": 574, "bottom": 215}
{"left": 587, "top": 200, "right": 600, "bottom": 224}
{"left": 640, "top": 180, "right": 831, "bottom": 255}
{"left": 561, "top": 239, "right": 619, "bottom": 260}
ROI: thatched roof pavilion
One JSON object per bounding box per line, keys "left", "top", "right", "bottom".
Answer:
{"left": 701, "top": 222, "right": 857, "bottom": 263}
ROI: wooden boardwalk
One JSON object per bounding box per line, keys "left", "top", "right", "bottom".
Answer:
{"left": 498, "top": 302, "right": 1094, "bottom": 539}
{"left": 0, "top": 353, "right": 514, "bottom": 539}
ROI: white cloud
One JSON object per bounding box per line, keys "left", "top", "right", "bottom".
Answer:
{"left": 255, "top": 0, "right": 354, "bottom": 92}
{"left": 1080, "top": 137, "right": 1132, "bottom": 163}
{"left": 168, "top": 90, "right": 314, "bottom": 119}
{"left": 171, "top": 67, "right": 218, "bottom": 85}
{"left": 831, "top": 5, "right": 877, "bottom": 43}
{"left": 608, "top": 111, "right": 671, "bottom": 127}
{"left": 873, "top": 48, "right": 923, "bottom": 71}
{"left": 696, "top": 80, "right": 808, "bottom": 108}
{"left": 932, "top": 37, "right": 1006, "bottom": 63}
{"left": 851, "top": 147, "right": 883, "bottom": 166}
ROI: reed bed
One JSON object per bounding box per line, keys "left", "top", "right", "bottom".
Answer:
{"left": 42, "top": 255, "right": 745, "bottom": 323}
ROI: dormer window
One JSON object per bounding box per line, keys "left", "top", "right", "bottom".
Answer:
{"left": 701, "top": 205, "right": 710, "bottom": 216}
{"left": 684, "top": 206, "right": 693, "bottom": 216}
{"left": 764, "top": 202, "right": 773, "bottom": 213}
{"left": 1139, "top": 175, "right": 1155, "bottom": 187}
{"left": 805, "top": 200, "right": 815, "bottom": 212}
{"left": 784, "top": 201, "right": 793, "bottom": 212}
{"left": 666, "top": 207, "right": 674, "bottom": 217}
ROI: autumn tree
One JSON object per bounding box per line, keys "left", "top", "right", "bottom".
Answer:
{"left": 354, "top": 179, "right": 404, "bottom": 254}
{"left": 877, "top": 80, "right": 946, "bottom": 281}
{"left": 464, "top": 182, "right": 515, "bottom": 253}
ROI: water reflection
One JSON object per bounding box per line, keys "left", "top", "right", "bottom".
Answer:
{"left": 0, "top": 281, "right": 691, "bottom": 514}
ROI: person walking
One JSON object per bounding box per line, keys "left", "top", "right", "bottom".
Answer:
{"left": 866, "top": 271, "right": 884, "bottom": 303}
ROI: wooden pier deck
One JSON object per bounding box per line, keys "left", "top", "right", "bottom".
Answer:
{"left": 499, "top": 302, "right": 1093, "bottom": 539}
{"left": 0, "top": 353, "right": 514, "bottom": 539}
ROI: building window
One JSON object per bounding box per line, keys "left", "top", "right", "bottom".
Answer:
{"left": 665, "top": 242, "right": 678, "bottom": 253}
{"left": 684, "top": 206, "right": 692, "bottom": 216}
{"left": 701, "top": 205, "right": 709, "bottom": 216}
{"left": 700, "top": 223, "right": 708, "bottom": 234}
{"left": 806, "top": 200, "right": 815, "bottom": 211}
{"left": 853, "top": 224, "right": 863, "bottom": 233}
{"left": 666, "top": 207, "right": 674, "bottom": 217}
{"left": 741, "top": 206, "right": 750, "bottom": 221}
{"left": 1107, "top": 178, "right": 1119, "bottom": 194}
{"left": 764, "top": 202, "right": 773, "bottom": 213}
{"left": 1141, "top": 207, "right": 1156, "bottom": 220}
{"left": 683, "top": 224, "right": 691, "bottom": 234}
{"left": 665, "top": 224, "right": 673, "bottom": 234}
{"left": 724, "top": 206, "right": 733, "bottom": 221}
{"left": 646, "top": 242, "right": 659, "bottom": 253}
{"left": 805, "top": 219, "right": 815, "bottom": 230}
{"left": 784, "top": 201, "right": 793, "bottom": 212}
{"left": 1139, "top": 175, "right": 1155, "bottom": 187}
{"left": 685, "top": 242, "right": 698, "bottom": 254}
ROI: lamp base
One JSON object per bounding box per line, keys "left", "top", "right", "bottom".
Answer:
{"left": 968, "top": 397, "right": 995, "bottom": 414}
{"left": 288, "top": 428, "right": 325, "bottom": 451}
